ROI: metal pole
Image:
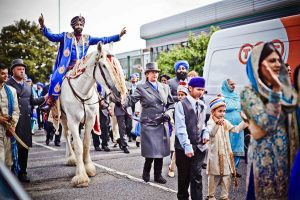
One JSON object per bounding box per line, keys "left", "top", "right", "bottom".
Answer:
{"left": 127, "top": 56, "right": 130, "bottom": 79}
{"left": 58, "top": 0, "right": 61, "bottom": 32}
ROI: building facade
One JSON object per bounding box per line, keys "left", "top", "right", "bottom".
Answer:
{"left": 117, "top": 0, "right": 300, "bottom": 76}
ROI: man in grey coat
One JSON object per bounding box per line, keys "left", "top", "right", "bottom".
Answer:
{"left": 6, "top": 59, "right": 46, "bottom": 182}
{"left": 125, "top": 62, "right": 174, "bottom": 184}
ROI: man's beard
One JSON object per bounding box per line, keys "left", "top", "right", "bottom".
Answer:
{"left": 176, "top": 72, "right": 187, "bottom": 81}
{"left": 74, "top": 28, "right": 83, "bottom": 35}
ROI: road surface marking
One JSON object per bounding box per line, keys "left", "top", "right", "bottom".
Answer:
{"left": 33, "top": 141, "right": 59, "bottom": 151}
{"left": 32, "top": 141, "right": 177, "bottom": 193}
{"left": 93, "top": 162, "right": 177, "bottom": 193}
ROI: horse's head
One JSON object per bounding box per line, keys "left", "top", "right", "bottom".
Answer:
{"left": 94, "top": 42, "right": 127, "bottom": 103}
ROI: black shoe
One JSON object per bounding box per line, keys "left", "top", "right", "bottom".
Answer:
{"left": 95, "top": 146, "right": 102, "bottom": 151}
{"left": 49, "top": 133, "right": 54, "bottom": 141}
{"left": 116, "top": 139, "right": 122, "bottom": 150}
{"left": 123, "top": 147, "right": 130, "bottom": 154}
{"left": 136, "top": 142, "right": 140, "bottom": 147}
{"left": 54, "top": 142, "right": 61, "bottom": 147}
{"left": 128, "top": 138, "right": 132, "bottom": 142}
{"left": 236, "top": 172, "right": 242, "bottom": 178}
{"left": 202, "top": 163, "right": 207, "bottom": 169}
{"left": 142, "top": 171, "right": 150, "bottom": 182}
{"left": 41, "top": 105, "right": 51, "bottom": 113}
{"left": 102, "top": 146, "right": 111, "bottom": 152}
{"left": 154, "top": 175, "right": 167, "bottom": 184}
{"left": 45, "top": 139, "right": 50, "bottom": 145}
{"left": 18, "top": 174, "right": 30, "bottom": 183}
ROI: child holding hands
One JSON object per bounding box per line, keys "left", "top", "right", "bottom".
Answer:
{"left": 206, "top": 96, "right": 248, "bottom": 200}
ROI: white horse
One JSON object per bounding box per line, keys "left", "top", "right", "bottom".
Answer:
{"left": 59, "top": 43, "right": 127, "bottom": 187}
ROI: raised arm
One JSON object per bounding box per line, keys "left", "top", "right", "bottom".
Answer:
{"left": 89, "top": 27, "right": 126, "bottom": 45}
{"left": 39, "top": 14, "right": 64, "bottom": 42}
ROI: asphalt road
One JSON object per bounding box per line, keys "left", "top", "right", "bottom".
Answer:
{"left": 21, "top": 129, "right": 247, "bottom": 200}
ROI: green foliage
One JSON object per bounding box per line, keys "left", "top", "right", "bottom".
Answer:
{"left": 0, "top": 19, "right": 57, "bottom": 82}
{"left": 156, "top": 26, "right": 219, "bottom": 76}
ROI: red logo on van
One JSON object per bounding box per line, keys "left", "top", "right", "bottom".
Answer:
{"left": 238, "top": 40, "right": 284, "bottom": 64}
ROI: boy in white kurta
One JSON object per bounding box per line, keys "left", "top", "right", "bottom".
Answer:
{"left": 206, "top": 96, "right": 247, "bottom": 200}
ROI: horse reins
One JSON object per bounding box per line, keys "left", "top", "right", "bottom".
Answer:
{"left": 93, "top": 54, "right": 122, "bottom": 104}
{"left": 65, "top": 53, "right": 119, "bottom": 124}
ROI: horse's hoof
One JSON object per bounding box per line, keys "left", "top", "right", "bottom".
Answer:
{"left": 71, "top": 174, "right": 90, "bottom": 188}
{"left": 66, "top": 156, "right": 77, "bottom": 166}
{"left": 85, "top": 163, "right": 96, "bottom": 177}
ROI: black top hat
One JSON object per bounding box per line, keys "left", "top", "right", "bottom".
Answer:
{"left": 11, "top": 59, "right": 26, "bottom": 71}
{"left": 144, "top": 62, "right": 160, "bottom": 74}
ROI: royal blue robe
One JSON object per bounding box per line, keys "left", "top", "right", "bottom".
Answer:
{"left": 42, "top": 27, "right": 120, "bottom": 98}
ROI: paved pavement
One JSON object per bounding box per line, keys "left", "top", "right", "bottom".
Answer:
{"left": 21, "top": 129, "right": 247, "bottom": 200}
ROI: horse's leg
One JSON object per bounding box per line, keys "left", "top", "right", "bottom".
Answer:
{"left": 61, "top": 119, "right": 76, "bottom": 166}
{"left": 83, "top": 117, "right": 96, "bottom": 177}
{"left": 68, "top": 120, "right": 89, "bottom": 187}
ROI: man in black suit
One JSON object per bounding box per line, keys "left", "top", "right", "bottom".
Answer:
{"left": 6, "top": 59, "right": 46, "bottom": 182}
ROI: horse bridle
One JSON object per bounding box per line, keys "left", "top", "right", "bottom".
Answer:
{"left": 92, "top": 54, "right": 122, "bottom": 104}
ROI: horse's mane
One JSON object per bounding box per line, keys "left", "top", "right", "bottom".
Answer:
{"left": 102, "top": 54, "right": 127, "bottom": 99}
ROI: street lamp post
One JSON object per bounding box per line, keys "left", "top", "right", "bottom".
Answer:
{"left": 58, "top": 0, "right": 60, "bottom": 32}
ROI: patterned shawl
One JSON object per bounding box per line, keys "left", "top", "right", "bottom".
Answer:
{"left": 4, "top": 84, "right": 20, "bottom": 175}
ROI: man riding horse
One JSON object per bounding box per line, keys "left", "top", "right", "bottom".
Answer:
{"left": 38, "top": 14, "right": 127, "bottom": 111}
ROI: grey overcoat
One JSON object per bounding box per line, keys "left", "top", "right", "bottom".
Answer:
{"left": 126, "top": 81, "right": 174, "bottom": 158}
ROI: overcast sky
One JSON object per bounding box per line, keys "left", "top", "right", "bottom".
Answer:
{"left": 0, "top": 0, "right": 220, "bottom": 54}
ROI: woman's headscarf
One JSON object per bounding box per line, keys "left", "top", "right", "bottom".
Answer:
{"left": 246, "top": 43, "right": 297, "bottom": 107}
{"left": 221, "top": 79, "right": 239, "bottom": 101}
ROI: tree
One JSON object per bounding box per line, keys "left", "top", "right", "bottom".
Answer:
{"left": 156, "top": 26, "right": 219, "bottom": 76}
{"left": 0, "top": 19, "right": 57, "bottom": 82}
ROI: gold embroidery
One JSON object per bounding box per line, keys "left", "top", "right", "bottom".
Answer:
{"left": 58, "top": 65, "right": 65, "bottom": 74}
{"left": 54, "top": 83, "right": 61, "bottom": 93}
{"left": 64, "top": 49, "right": 70, "bottom": 57}
{"left": 67, "top": 32, "right": 73, "bottom": 39}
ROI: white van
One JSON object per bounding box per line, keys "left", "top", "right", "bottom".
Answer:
{"left": 203, "top": 14, "right": 300, "bottom": 113}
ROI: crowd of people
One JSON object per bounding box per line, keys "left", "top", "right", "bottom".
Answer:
{"left": 0, "top": 14, "right": 299, "bottom": 200}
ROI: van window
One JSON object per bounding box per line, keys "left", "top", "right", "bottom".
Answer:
{"left": 207, "top": 48, "right": 249, "bottom": 91}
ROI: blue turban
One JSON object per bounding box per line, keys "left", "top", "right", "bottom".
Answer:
{"left": 174, "top": 60, "right": 189, "bottom": 72}
{"left": 36, "top": 82, "right": 44, "bottom": 87}
{"left": 188, "top": 77, "right": 205, "bottom": 88}
{"left": 130, "top": 73, "right": 137, "bottom": 79}
{"left": 134, "top": 73, "right": 140, "bottom": 78}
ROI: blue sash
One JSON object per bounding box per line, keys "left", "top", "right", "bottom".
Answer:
{"left": 4, "top": 85, "right": 20, "bottom": 175}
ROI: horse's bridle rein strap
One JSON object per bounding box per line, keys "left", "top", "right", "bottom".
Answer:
{"left": 93, "top": 55, "right": 121, "bottom": 103}
{"left": 66, "top": 77, "right": 96, "bottom": 125}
